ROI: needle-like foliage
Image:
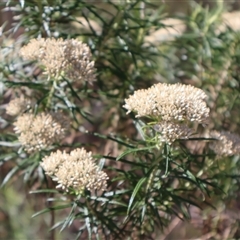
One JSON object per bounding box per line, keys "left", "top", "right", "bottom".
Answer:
{"left": 1, "top": 0, "right": 240, "bottom": 239}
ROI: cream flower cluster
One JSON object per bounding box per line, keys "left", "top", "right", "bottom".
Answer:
{"left": 20, "top": 38, "right": 96, "bottom": 83}
{"left": 124, "top": 83, "right": 209, "bottom": 123}
{"left": 154, "top": 122, "right": 193, "bottom": 144}
{"left": 13, "top": 112, "right": 69, "bottom": 153}
{"left": 41, "top": 148, "right": 109, "bottom": 193}
{"left": 210, "top": 131, "right": 240, "bottom": 156}
{"left": 6, "top": 96, "right": 34, "bottom": 116}
{"left": 124, "top": 83, "right": 210, "bottom": 144}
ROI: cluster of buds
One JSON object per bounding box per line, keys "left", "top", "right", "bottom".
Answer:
{"left": 124, "top": 83, "right": 210, "bottom": 144}
{"left": 6, "top": 96, "right": 34, "bottom": 116}
{"left": 154, "top": 122, "right": 193, "bottom": 144}
{"left": 41, "top": 148, "right": 109, "bottom": 193}
{"left": 13, "top": 112, "right": 69, "bottom": 153}
{"left": 20, "top": 38, "right": 96, "bottom": 83}
{"left": 210, "top": 130, "right": 240, "bottom": 157}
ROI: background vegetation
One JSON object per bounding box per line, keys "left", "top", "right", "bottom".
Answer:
{"left": 1, "top": 0, "right": 240, "bottom": 239}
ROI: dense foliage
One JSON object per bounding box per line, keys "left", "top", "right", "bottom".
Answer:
{"left": 1, "top": 0, "right": 240, "bottom": 239}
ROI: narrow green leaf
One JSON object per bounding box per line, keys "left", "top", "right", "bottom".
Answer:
{"left": 23, "top": 161, "right": 39, "bottom": 182}
{"left": 141, "top": 204, "right": 147, "bottom": 222}
{"left": 91, "top": 132, "right": 135, "bottom": 148}
{"left": 127, "top": 177, "right": 147, "bottom": 215}
{"left": 117, "top": 146, "right": 155, "bottom": 160}
{"left": 60, "top": 202, "right": 78, "bottom": 231}
{"left": 4, "top": 80, "right": 47, "bottom": 91}
{"left": 32, "top": 204, "right": 72, "bottom": 218}
{"left": 172, "top": 194, "right": 201, "bottom": 210}
{"left": 1, "top": 165, "right": 19, "bottom": 187}
{"left": 0, "top": 152, "right": 18, "bottom": 165}
{"left": 83, "top": 207, "right": 92, "bottom": 239}
{"left": 63, "top": 78, "right": 82, "bottom": 102}
{"left": 29, "top": 189, "right": 59, "bottom": 194}
{"left": 50, "top": 220, "right": 65, "bottom": 231}
{"left": 32, "top": 208, "right": 53, "bottom": 218}
{"left": 104, "top": 189, "right": 130, "bottom": 197}
{"left": 186, "top": 170, "right": 197, "bottom": 182}
{"left": 103, "top": 155, "right": 147, "bottom": 167}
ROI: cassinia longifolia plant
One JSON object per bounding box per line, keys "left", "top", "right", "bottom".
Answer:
{"left": 1, "top": 0, "right": 240, "bottom": 239}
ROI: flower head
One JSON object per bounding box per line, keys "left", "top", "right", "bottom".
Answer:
{"left": 154, "top": 122, "right": 193, "bottom": 144}
{"left": 6, "top": 96, "right": 34, "bottom": 116}
{"left": 13, "top": 112, "right": 69, "bottom": 153}
{"left": 41, "top": 148, "right": 109, "bottom": 193}
{"left": 210, "top": 131, "right": 240, "bottom": 156}
{"left": 123, "top": 83, "right": 209, "bottom": 124}
{"left": 19, "top": 38, "right": 46, "bottom": 60}
{"left": 124, "top": 83, "right": 209, "bottom": 145}
{"left": 20, "top": 38, "right": 96, "bottom": 83}
{"left": 13, "top": 113, "right": 34, "bottom": 134}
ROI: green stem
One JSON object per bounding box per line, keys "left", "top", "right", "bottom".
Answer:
{"left": 146, "top": 166, "right": 158, "bottom": 193}
{"left": 50, "top": 193, "right": 55, "bottom": 240}
{"left": 145, "top": 145, "right": 165, "bottom": 193}
{"left": 46, "top": 80, "right": 57, "bottom": 109}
